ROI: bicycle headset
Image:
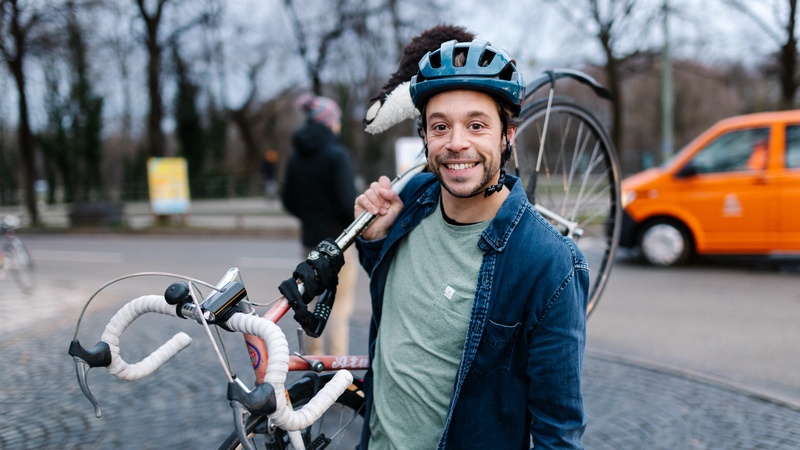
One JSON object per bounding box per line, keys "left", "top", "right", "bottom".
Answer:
{"left": 409, "top": 39, "right": 526, "bottom": 117}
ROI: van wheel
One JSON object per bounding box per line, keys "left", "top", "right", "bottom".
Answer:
{"left": 638, "top": 219, "right": 693, "bottom": 267}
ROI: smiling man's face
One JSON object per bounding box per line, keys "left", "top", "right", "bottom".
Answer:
{"left": 424, "top": 89, "right": 513, "bottom": 201}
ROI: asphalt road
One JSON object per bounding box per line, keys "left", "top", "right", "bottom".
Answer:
{"left": 589, "top": 250, "right": 800, "bottom": 405}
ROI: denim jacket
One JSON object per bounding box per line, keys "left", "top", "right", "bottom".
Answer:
{"left": 356, "top": 173, "right": 589, "bottom": 449}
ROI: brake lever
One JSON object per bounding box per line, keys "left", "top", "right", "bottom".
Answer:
{"left": 227, "top": 377, "right": 278, "bottom": 450}
{"left": 230, "top": 400, "right": 256, "bottom": 450}
{"left": 68, "top": 339, "right": 112, "bottom": 418}
{"left": 72, "top": 357, "right": 103, "bottom": 417}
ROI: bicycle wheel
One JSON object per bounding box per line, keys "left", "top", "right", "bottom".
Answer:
{"left": 513, "top": 98, "right": 621, "bottom": 316}
{"left": 219, "top": 373, "right": 365, "bottom": 450}
{"left": 5, "top": 237, "right": 34, "bottom": 294}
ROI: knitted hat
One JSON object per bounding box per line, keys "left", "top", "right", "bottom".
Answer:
{"left": 296, "top": 93, "right": 342, "bottom": 128}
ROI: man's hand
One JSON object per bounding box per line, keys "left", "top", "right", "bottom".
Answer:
{"left": 355, "top": 175, "right": 404, "bottom": 241}
{"left": 279, "top": 238, "right": 344, "bottom": 305}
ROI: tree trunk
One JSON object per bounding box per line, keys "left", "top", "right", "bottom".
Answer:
{"left": 228, "top": 107, "right": 260, "bottom": 181}
{"left": 601, "top": 33, "right": 624, "bottom": 164}
{"left": 780, "top": 0, "right": 798, "bottom": 109}
{"left": 6, "top": 18, "right": 39, "bottom": 226}
{"left": 146, "top": 33, "right": 165, "bottom": 157}
{"left": 137, "top": 0, "right": 167, "bottom": 158}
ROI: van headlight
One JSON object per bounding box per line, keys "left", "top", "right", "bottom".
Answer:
{"left": 621, "top": 190, "right": 636, "bottom": 207}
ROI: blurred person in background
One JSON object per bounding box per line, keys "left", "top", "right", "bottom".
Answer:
{"left": 281, "top": 93, "right": 359, "bottom": 356}
{"left": 261, "top": 149, "right": 279, "bottom": 199}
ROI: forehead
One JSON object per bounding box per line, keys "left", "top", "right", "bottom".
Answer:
{"left": 425, "top": 90, "right": 500, "bottom": 119}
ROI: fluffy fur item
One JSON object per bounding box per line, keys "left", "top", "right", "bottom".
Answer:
{"left": 364, "top": 24, "right": 476, "bottom": 135}
{"left": 364, "top": 81, "right": 414, "bottom": 134}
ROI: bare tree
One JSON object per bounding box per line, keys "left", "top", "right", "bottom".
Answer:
{"left": 132, "top": 0, "right": 214, "bottom": 157}
{"left": 133, "top": 0, "right": 168, "bottom": 157}
{"left": 283, "top": 0, "right": 391, "bottom": 95}
{"left": 284, "top": 0, "right": 349, "bottom": 94}
{"left": 0, "top": 0, "right": 43, "bottom": 225}
{"left": 725, "top": 0, "right": 799, "bottom": 109}
{"left": 225, "top": 62, "right": 270, "bottom": 183}
{"left": 543, "top": 0, "right": 660, "bottom": 160}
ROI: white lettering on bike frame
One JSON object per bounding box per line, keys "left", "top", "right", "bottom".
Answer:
{"left": 332, "top": 356, "right": 369, "bottom": 369}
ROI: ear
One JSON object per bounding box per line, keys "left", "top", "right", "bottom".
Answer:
{"left": 506, "top": 127, "right": 517, "bottom": 144}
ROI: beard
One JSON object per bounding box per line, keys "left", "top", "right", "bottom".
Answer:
{"left": 430, "top": 151, "right": 501, "bottom": 199}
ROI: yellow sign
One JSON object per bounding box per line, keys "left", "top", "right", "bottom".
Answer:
{"left": 147, "top": 157, "right": 190, "bottom": 215}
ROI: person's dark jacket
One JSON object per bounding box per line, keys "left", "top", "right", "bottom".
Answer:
{"left": 281, "top": 120, "right": 357, "bottom": 247}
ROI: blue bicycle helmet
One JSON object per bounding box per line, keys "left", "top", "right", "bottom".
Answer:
{"left": 409, "top": 40, "right": 526, "bottom": 116}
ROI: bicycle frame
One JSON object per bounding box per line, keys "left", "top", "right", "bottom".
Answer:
{"left": 244, "top": 291, "right": 370, "bottom": 385}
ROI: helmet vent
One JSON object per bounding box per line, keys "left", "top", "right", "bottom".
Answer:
{"left": 430, "top": 51, "right": 442, "bottom": 69}
{"left": 498, "top": 63, "right": 515, "bottom": 81}
{"left": 478, "top": 50, "right": 494, "bottom": 68}
{"left": 454, "top": 48, "right": 467, "bottom": 67}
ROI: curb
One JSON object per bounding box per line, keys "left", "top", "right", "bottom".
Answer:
{"left": 586, "top": 349, "right": 800, "bottom": 412}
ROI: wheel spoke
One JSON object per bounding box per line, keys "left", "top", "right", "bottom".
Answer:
{"left": 515, "top": 100, "right": 621, "bottom": 316}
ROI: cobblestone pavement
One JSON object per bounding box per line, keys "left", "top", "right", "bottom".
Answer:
{"left": 3, "top": 280, "right": 800, "bottom": 449}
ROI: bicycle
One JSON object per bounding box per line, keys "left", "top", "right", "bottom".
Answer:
{"left": 0, "top": 215, "right": 35, "bottom": 294}
{"left": 67, "top": 150, "right": 428, "bottom": 449}
{"left": 68, "top": 68, "right": 620, "bottom": 449}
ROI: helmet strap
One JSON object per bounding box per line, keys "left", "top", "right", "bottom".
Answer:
{"left": 484, "top": 138, "right": 512, "bottom": 197}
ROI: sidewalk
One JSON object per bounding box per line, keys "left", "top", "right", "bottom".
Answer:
{"left": 4, "top": 273, "right": 800, "bottom": 448}
{"left": 0, "top": 197, "right": 300, "bottom": 235}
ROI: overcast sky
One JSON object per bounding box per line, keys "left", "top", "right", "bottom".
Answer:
{"left": 454, "top": 0, "right": 778, "bottom": 72}
{"left": 0, "top": 0, "right": 787, "bottom": 132}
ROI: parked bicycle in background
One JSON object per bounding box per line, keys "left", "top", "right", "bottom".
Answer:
{"left": 0, "top": 215, "right": 35, "bottom": 294}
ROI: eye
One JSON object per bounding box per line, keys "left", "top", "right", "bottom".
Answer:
{"left": 469, "top": 122, "right": 485, "bottom": 131}
{"left": 430, "top": 123, "right": 448, "bottom": 132}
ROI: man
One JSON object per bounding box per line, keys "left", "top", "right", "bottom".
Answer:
{"left": 281, "top": 93, "right": 359, "bottom": 356}
{"left": 354, "top": 40, "right": 590, "bottom": 449}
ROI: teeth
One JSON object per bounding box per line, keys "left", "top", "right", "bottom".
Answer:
{"left": 447, "top": 163, "right": 476, "bottom": 170}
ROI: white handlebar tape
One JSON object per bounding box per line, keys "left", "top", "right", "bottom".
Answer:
{"left": 225, "top": 313, "right": 354, "bottom": 431}
{"left": 101, "top": 295, "right": 193, "bottom": 381}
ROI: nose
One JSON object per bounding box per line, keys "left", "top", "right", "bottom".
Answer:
{"left": 446, "top": 127, "right": 470, "bottom": 152}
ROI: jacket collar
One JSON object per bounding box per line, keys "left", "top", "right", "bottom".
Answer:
{"left": 414, "top": 175, "right": 529, "bottom": 253}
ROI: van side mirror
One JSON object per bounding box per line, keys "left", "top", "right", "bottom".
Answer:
{"left": 675, "top": 164, "right": 697, "bottom": 178}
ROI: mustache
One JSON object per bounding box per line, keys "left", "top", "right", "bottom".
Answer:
{"left": 434, "top": 153, "right": 482, "bottom": 164}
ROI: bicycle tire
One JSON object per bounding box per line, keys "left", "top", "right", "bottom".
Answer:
{"left": 513, "top": 98, "right": 621, "bottom": 316}
{"left": 5, "top": 236, "right": 34, "bottom": 294}
{"left": 219, "top": 373, "right": 365, "bottom": 450}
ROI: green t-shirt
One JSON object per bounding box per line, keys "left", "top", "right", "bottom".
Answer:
{"left": 369, "top": 202, "right": 486, "bottom": 449}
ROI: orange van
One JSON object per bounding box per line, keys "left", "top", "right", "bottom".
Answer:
{"left": 620, "top": 110, "right": 800, "bottom": 266}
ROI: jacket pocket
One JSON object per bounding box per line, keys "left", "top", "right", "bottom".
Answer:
{"left": 472, "top": 319, "right": 521, "bottom": 376}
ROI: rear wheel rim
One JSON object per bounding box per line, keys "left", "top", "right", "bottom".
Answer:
{"left": 515, "top": 99, "right": 621, "bottom": 316}
{"left": 641, "top": 224, "right": 685, "bottom": 266}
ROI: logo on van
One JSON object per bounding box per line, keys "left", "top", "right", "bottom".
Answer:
{"left": 723, "top": 193, "right": 742, "bottom": 217}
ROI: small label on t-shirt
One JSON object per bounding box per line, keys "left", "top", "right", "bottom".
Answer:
{"left": 443, "top": 285, "right": 455, "bottom": 300}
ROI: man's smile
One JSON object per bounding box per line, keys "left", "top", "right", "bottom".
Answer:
{"left": 445, "top": 162, "right": 477, "bottom": 171}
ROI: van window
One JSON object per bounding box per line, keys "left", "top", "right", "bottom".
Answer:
{"left": 786, "top": 125, "right": 800, "bottom": 168}
{"left": 683, "top": 127, "right": 770, "bottom": 174}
